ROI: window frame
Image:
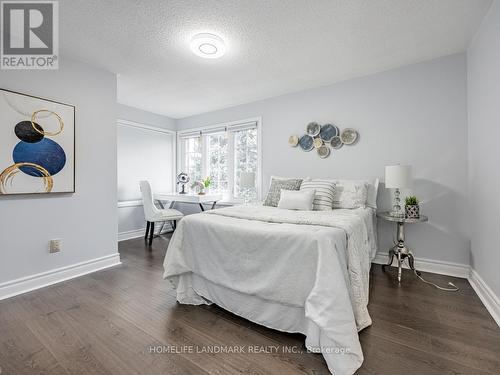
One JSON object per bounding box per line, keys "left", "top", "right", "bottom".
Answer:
{"left": 177, "top": 117, "right": 262, "bottom": 203}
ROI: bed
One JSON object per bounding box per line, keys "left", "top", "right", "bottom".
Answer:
{"left": 163, "top": 201, "right": 377, "bottom": 375}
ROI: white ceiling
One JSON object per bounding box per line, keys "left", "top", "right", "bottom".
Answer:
{"left": 61, "top": 0, "right": 492, "bottom": 118}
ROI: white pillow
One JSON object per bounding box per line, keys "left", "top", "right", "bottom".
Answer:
{"left": 277, "top": 189, "right": 315, "bottom": 210}
{"left": 329, "top": 179, "right": 379, "bottom": 209}
{"left": 332, "top": 180, "right": 368, "bottom": 209}
{"left": 300, "top": 179, "right": 336, "bottom": 211}
{"left": 366, "top": 178, "right": 379, "bottom": 209}
{"left": 263, "top": 176, "right": 303, "bottom": 207}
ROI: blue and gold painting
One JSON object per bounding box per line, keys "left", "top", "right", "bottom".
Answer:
{"left": 0, "top": 89, "right": 75, "bottom": 195}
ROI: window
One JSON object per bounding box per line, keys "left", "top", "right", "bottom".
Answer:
{"left": 233, "top": 127, "right": 258, "bottom": 200}
{"left": 184, "top": 136, "right": 202, "bottom": 183}
{"left": 207, "top": 133, "right": 229, "bottom": 193}
{"left": 179, "top": 119, "right": 261, "bottom": 202}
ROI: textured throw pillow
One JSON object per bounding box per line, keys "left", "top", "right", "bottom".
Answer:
{"left": 300, "top": 179, "right": 336, "bottom": 211}
{"left": 332, "top": 180, "right": 368, "bottom": 209}
{"left": 366, "top": 178, "right": 379, "bottom": 209}
{"left": 263, "top": 176, "right": 303, "bottom": 207}
{"left": 277, "top": 189, "right": 315, "bottom": 210}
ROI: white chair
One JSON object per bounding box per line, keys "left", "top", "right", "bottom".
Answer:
{"left": 139, "top": 181, "right": 183, "bottom": 246}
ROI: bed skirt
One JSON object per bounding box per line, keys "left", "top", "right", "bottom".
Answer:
{"left": 175, "top": 272, "right": 363, "bottom": 375}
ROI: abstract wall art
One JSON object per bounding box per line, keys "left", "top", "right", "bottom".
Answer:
{"left": 0, "top": 89, "right": 75, "bottom": 195}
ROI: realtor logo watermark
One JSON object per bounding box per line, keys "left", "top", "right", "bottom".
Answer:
{"left": 1, "top": 1, "right": 58, "bottom": 69}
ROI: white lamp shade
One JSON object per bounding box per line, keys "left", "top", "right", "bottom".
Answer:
{"left": 385, "top": 165, "right": 412, "bottom": 188}
{"left": 240, "top": 172, "right": 255, "bottom": 189}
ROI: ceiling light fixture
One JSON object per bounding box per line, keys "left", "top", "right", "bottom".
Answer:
{"left": 190, "top": 33, "right": 226, "bottom": 59}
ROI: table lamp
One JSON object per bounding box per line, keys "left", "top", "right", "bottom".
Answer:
{"left": 385, "top": 165, "right": 412, "bottom": 217}
{"left": 240, "top": 172, "right": 255, "bottom": 204}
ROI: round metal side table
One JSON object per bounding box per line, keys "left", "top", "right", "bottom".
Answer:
{"left": 377, "top": 211, "right": 428, "bottom": 283}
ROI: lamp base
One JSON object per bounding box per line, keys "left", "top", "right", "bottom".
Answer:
{"left": 389, "top": 188, "right": 404, "bottom": 217}
{"left": 389, "top": 211, "right": 405, "bottom": 218}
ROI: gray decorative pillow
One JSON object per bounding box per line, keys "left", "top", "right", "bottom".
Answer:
{"left": 263, "top": 176, "right": 303, "bottom": 207}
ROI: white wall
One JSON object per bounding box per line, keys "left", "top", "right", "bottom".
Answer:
{"left": 117, "top": 103, "right": 176, "bottom": 130}
{"left": 0, "top": 59, "right": 119, "bottom": 293}
{"left": 177, "top": 54, "right": 469, "bottom": 266}
{"left": 468, "top": 1, "right": 500, "bottom": 298}
{"left": 116, "top": 104, "right": 177, "bottom": 239}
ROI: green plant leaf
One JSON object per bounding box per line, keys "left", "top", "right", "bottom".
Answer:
{"left": 405, "top": 195, "right": 419, "bottom": 205}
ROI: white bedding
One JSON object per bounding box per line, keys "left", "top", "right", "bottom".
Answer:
{"left": 163, "top": 205, "right": 377, "bottom": 375}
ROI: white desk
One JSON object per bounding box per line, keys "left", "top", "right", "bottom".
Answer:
{"left": 154, "top": 192, "right": 223, "bottom": 211}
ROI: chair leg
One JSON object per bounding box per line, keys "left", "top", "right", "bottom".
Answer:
{"left": 145, "top": 221, "right": 150, "bottom": 240}
{"left": 172, "top": 220, "right": 176, "bottom": 231}
{"left": 158, "top": 222, "right": 165, "bottom": 236}
{"left": 149, "top": 222, "right": 155, "bottom": 246}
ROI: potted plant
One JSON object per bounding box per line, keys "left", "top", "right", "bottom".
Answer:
{"left": 405, "top": 196, "right": 420, "bottom": 219}
{"left": 202, "top": 176, "right": 212, "bottom": 194}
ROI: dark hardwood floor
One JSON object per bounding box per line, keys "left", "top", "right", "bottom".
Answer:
{"left": 1, "top": 234, "right": 499, "bottom": 375}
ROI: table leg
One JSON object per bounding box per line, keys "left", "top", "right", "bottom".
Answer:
{"left": 397, "top": 221, "right": 406, "bottom": 282}
{"left": 382, "top": 248, "right": 395, "bottom": 268}
{"left": 152, "top": 200, "right": 166, "bottom": 234}
{"left": 397, "top": 221, "right": 405, "bottom": 245}
{"left": 199, "top": 203, "right": 205, "bottom": 212}
{"left": 168, "top": 201, "right": 177, "bottom": 231}
{"left": 158, "top": 222, "right": 165, "bottom": 235}
{"left": 155, "top": 200, "right": 176, "bottom": 210}
{"left": 397, "top": 251, "right": 402, "bottom": 283}
{"left": 211, "top": 201, "right": 217, "bottom": 210}
{"left": 169, "top": 202, "right": 177, "bottom": 230}
{"left": 406, "top": 251, "right": 421, "bottom": 276}
{"left": 156, "top": 200, "right": 176, "bottom": 234}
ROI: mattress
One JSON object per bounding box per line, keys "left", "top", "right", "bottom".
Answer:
{"left": 163, "top": 205, "right": 377, "bottom": 374}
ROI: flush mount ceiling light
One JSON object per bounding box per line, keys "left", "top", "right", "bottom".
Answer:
{"left": 190, "top": 33, "right": 226, "bottom": 59}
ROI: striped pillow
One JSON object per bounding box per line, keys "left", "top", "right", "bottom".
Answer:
{"left": 300, "top": 179, "right": 336, "bottom": 211}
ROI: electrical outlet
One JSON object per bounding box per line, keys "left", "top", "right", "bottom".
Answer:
{"left": 49, "top": 239, "right": 62, "bottom": 253}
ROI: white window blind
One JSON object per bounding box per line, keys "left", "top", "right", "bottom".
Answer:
{"left": 117, "top": 121, "right": 175, "bottom": 202}
{"left": 178, "top": 121, "right": 257, "bottom": 139}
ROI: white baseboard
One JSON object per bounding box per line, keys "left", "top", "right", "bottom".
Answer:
{"left": 0, "top": 253, "right": 121, "bottom": 301}
{"left": 117, "top": 200, "right": 143, "bottom": 208}
{"left": 468, "top": 269, "right": 500, "bottom": 327}
{"left": 118, "top": 228, "right": 147, "bottom": 242}
{"left": 118, "top": 225, "right": 173, "bottom": 242}
{"left": 373, "top": 252, "right": 499, "bottom": 327}
{"left": 372, "top": 252, "right": 470, "bottom": 278}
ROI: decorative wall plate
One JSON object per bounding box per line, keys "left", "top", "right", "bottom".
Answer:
{"left": 306, "top": 122, "right": 321, "bottom": 136}
{"left": 317, "top": 145, "right": 330, "bottom": 158}
{"left": 288, "top": 135, "right": 299, "bottom": 147}
{"left": 330, "top": 136, "right": 343, "bottom": 149}
{"left": 340, "top": 128, "right": 358, "bottom": 145}
{"left": 299, "top": 134, "right": 314, "bottom": 151}
{"left": 291, "top": 122, "right": 359, "bottom": 159}
{"left": 319, "top": 124, "right": 338, "bottom": 142}
{"left": 313, "top": 137, "right": 323, "bottom": 149}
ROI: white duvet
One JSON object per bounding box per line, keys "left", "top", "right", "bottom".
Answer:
{"left": 163, "top": 205, "right": 377, "bottom": 375}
